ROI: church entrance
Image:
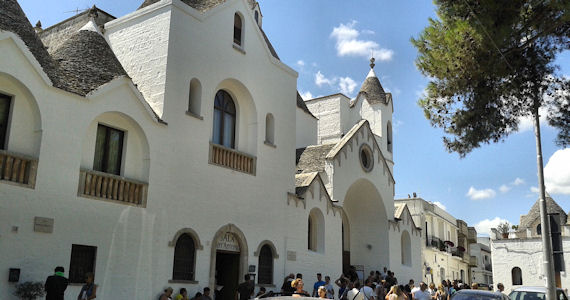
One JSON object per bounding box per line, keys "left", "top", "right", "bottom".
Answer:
{"left": 214, "top": 232, "right": 241, "bottom": 300}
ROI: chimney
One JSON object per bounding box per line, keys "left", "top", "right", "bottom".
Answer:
{"left": 413, "top": 192, "right": 417, "bottom": 198}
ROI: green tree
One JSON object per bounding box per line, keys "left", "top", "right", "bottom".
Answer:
{"left": 412, "top": 1, "right": 569, "bottom": 298}
{"left": 412, "top": 0, "right": 569, "bottom": 155}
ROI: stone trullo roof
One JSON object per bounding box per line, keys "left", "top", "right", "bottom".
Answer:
{"left": 519, "top": 195, "right": 567, "bottom": 229}
{"left": 357, "top": 58, "right": 388, "bottom": 105}
{"left": 0, "top": 0, "right": 62, "bottom": 87}
{"left": 296, "top": 144, "right": 336, "bottom": 174}
{"left": 52, "top": 28, "right": 128, "bottom": 96}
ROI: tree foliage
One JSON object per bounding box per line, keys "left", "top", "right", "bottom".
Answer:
{"left": 412, "top": 0, "right": 569, "bottom": 156}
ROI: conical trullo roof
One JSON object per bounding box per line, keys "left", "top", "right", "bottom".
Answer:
{"left": 358, "top": 57, "right": 387, "bottom": 104}
{"left": 519, "top": 195, "right": 567, "bottom": 229}
{"left": 52, "top": 27, "right": 127, "bottom": 96}
{"left": 0, "top": 0, "right": 61, "bottom": 86}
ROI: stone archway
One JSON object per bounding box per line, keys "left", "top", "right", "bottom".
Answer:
{"left": 343, "top": 178, "right": 389, "bottom": 272}
{"left": 209, "top": 224, "right": 248, "bottom": 299}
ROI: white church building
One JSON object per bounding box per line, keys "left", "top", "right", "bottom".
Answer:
{"left": 0, "top": 0, "right": 423, "bottom": 299}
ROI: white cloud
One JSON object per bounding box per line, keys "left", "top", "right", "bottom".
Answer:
{"left": 339, "top": 76, "right": 357, "bottom": 95}
{"left": 530, "top": 186, "right": 540, "bottom": 193}
{"left": 296, "top": 60, "right": 305, "bottom": 67}
{"left": 330, "top": 21, "right": 393, "bottom": 60}
{"left": 466, "top": 186, "right": 496, "bottom": 200}
{"left": 512, "top": 178, "right": 525, "bottom": 186}
{"left": 315, "top": 71, "right": 334, "bottom": 87}
{"left": 474, "top": 217, "right": 510, "bottom": 236}
{"left": 499, "top": 184, "right": 511, "bottom": 193}
{"left": 433, "top": 201, "right": 446, "bottom": 211}
{"left": 544, "top": 148, "right": 570, "bottom": 194}
{"left": 299, "top": 91, "right": 313, "bottom": 100}
{"left": 517, "top": 108, "right": 548, "bottom": 132}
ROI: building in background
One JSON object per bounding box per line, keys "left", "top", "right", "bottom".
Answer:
{"left": 0, "top": 0, "right": 422, "bottom": 299}
{"left": 491, "top": 195, "right": 569, "bottom": 293}
{"left": 395, "top": 197, "right": 475, "bottom": 285}
{"left": 470, "top": 237, "right": 493, "bottom": 288}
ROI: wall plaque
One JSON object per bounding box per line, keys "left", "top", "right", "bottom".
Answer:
{"left": 216, "top": 232, "right": 240, "bottom": 252}
{"left": 287, "top": 251, "right": 296, "bottom": 261}
{"left": 34, "top": 217, "right": 54, "bottom": 233}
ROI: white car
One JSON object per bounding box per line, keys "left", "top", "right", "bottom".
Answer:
{"left": 509, "top": 286, "right": 568, "bottom": 300}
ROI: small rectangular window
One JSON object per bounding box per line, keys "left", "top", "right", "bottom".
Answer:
{"left": 93, "top": 124, "right": 124, "bottom": 175}
{"left": 0, "top": 93, "right": 12, "bottom": 150}
{"left": 69, "top": 244, "right": 97, "bottom": 284}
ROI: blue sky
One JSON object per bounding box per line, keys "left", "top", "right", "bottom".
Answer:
{"left": 18, "top": 0, "right": 570, "bottom": 235}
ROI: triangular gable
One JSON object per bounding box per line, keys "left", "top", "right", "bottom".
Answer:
{"left": 325, "top": 119, "right": 395, "bottom": 184}
{"left": 293, "top": 171, "right": 341, "bottom": 216}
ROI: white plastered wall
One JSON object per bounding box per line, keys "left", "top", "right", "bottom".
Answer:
{"left": 295, "top": 107, "right": 317, "bottom": 149}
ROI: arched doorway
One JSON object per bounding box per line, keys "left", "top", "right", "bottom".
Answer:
{"left": 343, "top": 179, "right": 389, "bottom": 271}
{"left": 209, "top": 224, "right": 248, "bottom": 300}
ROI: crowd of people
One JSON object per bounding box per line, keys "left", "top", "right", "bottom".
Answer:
{"left": 43, "top": 265, "right": 505, "bottom": 300}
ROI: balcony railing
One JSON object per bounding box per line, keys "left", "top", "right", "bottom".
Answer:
{"left": 209, "top": 143, "right": 256, "bottom": 175}
{"left": 0, "top": 150, "right": 37, "bottom": 188}
{"left": 451, "top": 247, "right": 464, "bottom": 258}
{"left": 78, "top": 169, "right": 147, "bottom": 206}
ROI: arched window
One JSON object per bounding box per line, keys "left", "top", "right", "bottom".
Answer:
{"left": 537, "top": 224, "right": 542, "bottom": 235}
{"left": 401, "top": 230, "right": 411, "bottom": 266}
{"left": 511, "top": 267, "right": 522, "bottom": 285}
{"left": 258, "top": 244, "right": 273, "bottom": 284}
{"left": 265, "top": 113, "right": 274, "bottom": 145}
{"left": 188, "top": 78, "right": 202, "bottom": 116}
{"left": 173, "top": 233, "right": 196, "bottom": 280}
{"left": 213, "top": 90, "right": 236, "bottom": 148}
{"left": 233, "top": 13, "right": 243, "bottom": 46}
{"left": 387, "top": 121, "right": 393, "bottom": 153}
{"left": 308, "top": 208, "right": 325, "bottom": 252}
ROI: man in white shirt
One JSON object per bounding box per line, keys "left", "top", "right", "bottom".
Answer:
{"left": 347, "top": 281, "right": 364, "bottom": 300}
{"left": 324, "top": 276, "right": 335, "bottom": 299}
{"left": 360, "top": 279, "right": 376, "bottom": 300}
{"left": 412, "top": 282, "right": 431, "bottom": 300}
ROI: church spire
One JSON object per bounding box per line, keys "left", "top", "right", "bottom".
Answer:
{"left": 359, "top": 57, "right": 387, "bottom": 104}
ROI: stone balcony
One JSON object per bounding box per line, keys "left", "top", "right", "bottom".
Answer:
{"left": 78, "top": 169, "right": 148, "bottom": 206}
{"left": 209, "top": 142, "right": 256, "bottom": 175}
{"left": 0, "top": 150, "right": 38, "bottom": 189}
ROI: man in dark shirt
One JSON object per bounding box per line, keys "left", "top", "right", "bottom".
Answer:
{"left": 45, "top": 266, "right": 68, "bottom": 300}
{"left": 237, "top": 274, "right": 254, "bottom": 300}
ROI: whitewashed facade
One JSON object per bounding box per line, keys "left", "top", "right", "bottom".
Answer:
{"left": 395, "top": 197, "right": 475, "bottom": 285}
{"left": 0, "top": 0, "right": 422, "bottom": 299}
{"left": 491, "top": 196, "right": 570, "bottom": 293}
{"left": 470, "top": 237, "right": 493, "bottom": 287}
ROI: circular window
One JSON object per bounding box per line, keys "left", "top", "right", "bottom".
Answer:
{"left": 359, "top": 144, "right": 374, "bottom": 172}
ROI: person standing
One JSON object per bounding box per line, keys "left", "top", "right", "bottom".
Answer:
{"left": 411, "top": 283, "right": 430, "bottom": 300}
{"left": 313, "top": 273, "right": 326, "bottom": 297}
{"left": 347, "top": 281, "right": 364, "bottom": 300}
{"left": 434, "top": 284, "right": 448, "bottom": 300}
{"left": 324, "top": 276, "right": 335, "bottom": 299}
{"left": 360, "top": 279, "right": 376, "bottom": 300}
{"left": 237, "top": 274, "right": 254, "bottom": 300}
{"left": 45, "top": 266, "right": 68, "bottom": 300}
{"left": 77, "top": 273, "right": 97, "bottom": 300}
